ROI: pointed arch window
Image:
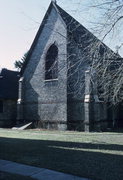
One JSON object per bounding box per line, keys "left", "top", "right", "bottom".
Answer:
{"left": 45, "top": 44, "right": 58, "bottom": 80}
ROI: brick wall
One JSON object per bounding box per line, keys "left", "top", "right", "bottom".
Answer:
{"left": 22, "top": 6, "right": 67, "bottom": 130}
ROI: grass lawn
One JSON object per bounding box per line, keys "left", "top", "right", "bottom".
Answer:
{"left": 0, "top": 171, "right": 36, "bottom": 180}
{"left": 0, "top": 128, "right": 123, "bottom": 180}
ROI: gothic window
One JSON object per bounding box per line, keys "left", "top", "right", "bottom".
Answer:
{"left": 45, "top": 44, "right": 58, "bottom": 80}
{"left": 0, "top": 100, "right": 3, "bottom": 113}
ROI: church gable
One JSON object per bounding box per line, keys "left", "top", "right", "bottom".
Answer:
{"left": 22, "top": 1, "right": 67, "bottom": 94}
{"left": 21, "top": 2, "right": 67, "bottom": 78}
{"left": 18, "top": 2, "right": 68, "bottom": 129}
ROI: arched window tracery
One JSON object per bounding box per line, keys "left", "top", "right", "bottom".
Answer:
{"left": 45, "top": 44, "right": 58, "bottom": 80}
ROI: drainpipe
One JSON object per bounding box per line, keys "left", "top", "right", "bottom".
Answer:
{"left": 17, "top": 77, "right": 24, "bottom": 124}
{"left": 84, "top": 70, "right": 91, "bottom": 132}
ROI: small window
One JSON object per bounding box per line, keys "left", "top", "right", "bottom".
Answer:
{"left": 45, "top": 44, "right": 58, "bottom": 80}
{"left": 0, "top": 100, "right": 3, "bottom": 113}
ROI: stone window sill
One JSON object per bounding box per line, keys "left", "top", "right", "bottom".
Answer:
{"left": 44, "top": 79, "right": 58, "bottom": 82}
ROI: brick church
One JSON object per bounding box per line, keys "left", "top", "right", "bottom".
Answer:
{"left": 1, "top": 1, "right": 123, "bottom": 131}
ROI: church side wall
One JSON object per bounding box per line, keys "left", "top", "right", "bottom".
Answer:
{"left": 67, "top": 32, "right": 116, "bottom": 131}
{"left": 22, "top": 7, "right": 67, "bottom": 130}
{"left": 67, "top": 32, "right": 110, "bottom": 131}
{"left": 67, "top": 32, "right": 91, "bottom": 131}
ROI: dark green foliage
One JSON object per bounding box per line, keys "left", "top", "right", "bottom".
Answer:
{"left": 14, "top": 52, "right": 28, "bottom": 70}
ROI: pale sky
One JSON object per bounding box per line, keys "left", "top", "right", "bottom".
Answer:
{"left": 0, "top": 0, "right": 123, "bottom": 70}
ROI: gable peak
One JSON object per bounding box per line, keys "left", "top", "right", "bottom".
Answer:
{"left": 51, "top": 0, "right": 57, "bottom": 4}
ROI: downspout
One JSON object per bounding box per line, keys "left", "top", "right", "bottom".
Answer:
{"left": 84, "top": 70, "right": 91, "bottom": 132}
{"left": 17, "top": 77, "right": 24, "bottom": 124}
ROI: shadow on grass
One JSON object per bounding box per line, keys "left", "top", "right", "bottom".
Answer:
{"left": 0, "top": 171, "right": 35, "bottom": 180}
{"left": 0, "top": 137, "right": 123, "bottom": 180}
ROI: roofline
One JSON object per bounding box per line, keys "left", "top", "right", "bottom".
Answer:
{"left": 53, "top": 2, "right": 66, "bottom": 28}
{"left": 55, "top": 4, "right": 123, "bottom": 59}
{"left": 0, "top": 68, "right": 19, "bottom": 74}
{"left": 20, "top": 1, "right": 123, "bottom": 76}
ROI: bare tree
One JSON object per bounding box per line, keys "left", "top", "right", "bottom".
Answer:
{"left": 90, "top": 0, "right": 123, "bottom": 39}
{"left": 87, "top": 0, "right": 123, "bottom": 105}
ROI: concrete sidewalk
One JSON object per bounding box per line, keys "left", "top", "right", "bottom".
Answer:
{"left": 0, "top": 159, "right": 91, "bottom": 180}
